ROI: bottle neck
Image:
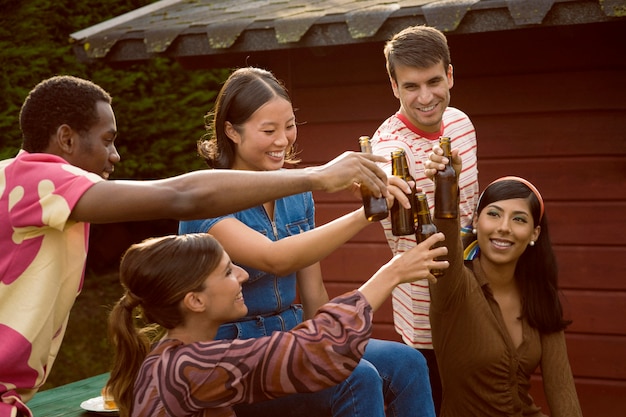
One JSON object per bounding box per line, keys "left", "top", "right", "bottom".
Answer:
{"left": 392, "top": 158, "right": 409, "bottom": 178}
{"left": 416, "top": 212, "right": 432, "bottom": 224}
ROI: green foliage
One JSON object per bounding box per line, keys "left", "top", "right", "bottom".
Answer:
{"left": 0, "top": 0, "right": 229, "bottom": 178}
{"left": 1, "top": 0, "right": 229, "bottom": 388}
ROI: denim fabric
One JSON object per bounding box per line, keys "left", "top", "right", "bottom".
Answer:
{"left": 233, "top": 340, "right": 435, "bottom": 417}
{"left": 179, "top": 192, "right": 435, "bottom": 416}
{"left": 214, "top": 304, "right": 303, "bottom": 340}
{"left": 179, "top": 191, "right": 314, "bottom": 320}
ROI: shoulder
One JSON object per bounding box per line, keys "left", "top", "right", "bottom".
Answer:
{"left": 4, "top": 151, "right": 102, "bottom": 208}
{"left": 444, "top": 106, "right": 471, "bottom": 120}
{"left": 179, "top": 215, "right": 231, "bottom": 235}
{"left": 373, "top": 113, "right": 405, "bottom": 138}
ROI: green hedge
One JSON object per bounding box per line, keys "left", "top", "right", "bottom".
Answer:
{"left": 1, "top": 0, "right": 228, "bottom": 178}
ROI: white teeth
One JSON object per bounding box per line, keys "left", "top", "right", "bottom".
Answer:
{"left": 491, "top": 239, "right": 512, "bottom": 248}
{"left": 419, "top": 105, "right": 435, "bottom": 112}
{"left": 268, "top": 151, "right": 284, "bottom": 158}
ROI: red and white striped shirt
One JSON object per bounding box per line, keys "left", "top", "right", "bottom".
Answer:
{"left": 371, "top": 107, "right": 479, "bottom": 348}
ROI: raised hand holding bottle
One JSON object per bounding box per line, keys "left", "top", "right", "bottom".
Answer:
{"left": 415, "top": 192, "right": 444, "bottom": 277}
{"left": 358, "top": 136, "right": 389, "bottom": 222}
{"left": 434, "top": 137, "right": 459, "bottom": 219}
{"left": 390, "top": 148, "right": 415, "bottom": 236}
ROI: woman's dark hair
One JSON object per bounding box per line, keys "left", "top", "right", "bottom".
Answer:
{"left": 197, "top": 67, "right": 299, "bottom": 169}
{"left": 476, "top": 179, "right": 570, "bottom": 333}
{"left": 106, "top": 233, "right": 224, "bottom": 417}
{"left": 19, "top": 75, "right": 112, "bottom": 152}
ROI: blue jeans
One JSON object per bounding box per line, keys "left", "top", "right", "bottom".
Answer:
{"left": 233, "top": 338, "right": 435, "bottom": 417}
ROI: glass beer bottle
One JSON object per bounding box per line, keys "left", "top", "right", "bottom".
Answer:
{"left": 358, "top": 136, "right": 388, "bottom": 222}
{"left": 390, "top": 148, "right": 415, "bottom": 236}
{"left": 434, "top": 136, "right": 459, "bottom": 219}
{"left": 415, "top": 192, "right": 444, "bottom": 277}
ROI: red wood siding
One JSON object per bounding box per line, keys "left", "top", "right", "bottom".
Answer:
{"left": 244, "top": 20, "right": 626, "bottom": 416}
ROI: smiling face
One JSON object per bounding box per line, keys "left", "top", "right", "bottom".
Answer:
{"left": 68, "top": 100, "right": 120, "bottom": 179}
{"left": 226, "top": 97, "right": 297, "bottom": 172}
{"left": 473, "top": 198, "right": 541, "bottom": 269}
{"left": 391, "top": 61, "right": 453, "bottom": 133}
{"left": 197, "top": 251, "right": 249, "bottom": 324}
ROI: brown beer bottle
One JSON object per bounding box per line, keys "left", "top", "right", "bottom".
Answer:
{"left": 415, "top": 192, "right": 444, "bottom": 277}
{"left": 390, "top": 148, "right": 415, "bottom": 236}
{"left": 434, "top": 137, "right": 459, "bottom": 219}
{"left": 358, "top": 136, "right": 388, "bottom": 222}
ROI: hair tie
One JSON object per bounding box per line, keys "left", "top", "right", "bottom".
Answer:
{"left": 122, "top": 291, "right": 142, "bottom": 310}
{"left": 478, "top": 176, "right": 544, "bottom": 222}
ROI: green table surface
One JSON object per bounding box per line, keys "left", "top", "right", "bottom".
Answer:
{"left": 28, "top": 373, "right": 115, "bottom": 416}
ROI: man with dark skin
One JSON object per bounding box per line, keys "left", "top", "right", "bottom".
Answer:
{"left": 0, "top": 75, "right": 389, "bottom": 417}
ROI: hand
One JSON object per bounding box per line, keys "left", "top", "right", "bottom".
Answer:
{"left": 389, "top": 233, "right": 449, "bottom": 285}
{"left": 424, "top": 145, "right": 463, "bottom": 179}
{"left": 359, "top": 232, "right": 448, "bottom": 311}
{"left": 385, "top": 175, "right": 416, "bottom": 210}
{"left": 308, "top": 151, "right": 389, "bottom": 196}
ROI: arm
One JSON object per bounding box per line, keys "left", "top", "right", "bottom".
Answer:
{"left": 161, "top": 236, "right": 448, "bottom": 409}
{"left": 427, "top": 147, "right": 473, "bottom": 312}
{"left": 359, "top": 233, "right": 448, "bottom": 311}
{"left": 70, "top": 151, "right": 388, "bottom": 224}
{"left": 296, "top": 263, "right": 329, "bottom": 319}
{"left": 425, "top": 144, "right": 478, "bottom": 229}
{"left": 540, "top": 331, "right": 583, "bottom": 417}
{"left": 430, "top": 215, "right": 468, "bottom": 312}
{"left": 159, "top": 291, "right": 375, "bottom": 410}
{"left": 208, "top": 208, "right": 372, "bottom": 276}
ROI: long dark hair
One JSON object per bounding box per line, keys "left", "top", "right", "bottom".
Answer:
{"left": 198, "top": 67, "right": 300, "bottom": 169}
{"left": 475, "top": 179, "right": 570, "bottom": 333}
{"left": 106, "top": 234, "right": 224, "bottom": 417}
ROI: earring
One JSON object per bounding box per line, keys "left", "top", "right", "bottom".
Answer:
{"left": 472, "top": 228, "right": 477, "bottom": 234}
{"left": 529, "top": 241, "right": 535, "bottom": 246}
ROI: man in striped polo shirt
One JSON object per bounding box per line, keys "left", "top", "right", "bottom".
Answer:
{"left": 371, "top": 25, "right": 479, "bottom": 415}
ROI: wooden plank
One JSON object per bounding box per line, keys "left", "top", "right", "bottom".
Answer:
{"left": 371, "top": 323, "right": 402, "bottom": 342}
{"left": 566, "top": 334, "right": 626, "bottom": 380}
{"left": 296, "top": 120, "right": 389, "bottom": 163}
{"left": 293, "top": 83, "right": 398, "bottom": 123}
{"left": 320, "top": 243, "right": 393, "bottom": 283}
{"left": 471, "top": 111, "right": 626, "bottom": 158}
{"left": 562, "top": 290, "right": 626, "bottom": 335}
{"left": 326, "top": 282, "right": 395, "bottom": 324}
{"left": 28, "top": 373, "right": 109, "bottom": 416}
{"left": 476, "top": 158, "right": 626, "bottom": 201}
{"left": 290, "top": 42, "right": 388, "bottom": 87}
{"left": 453, "top": 70, "right": 626, "bottom": 115}
{"left": 448, "top": 21, "right": 626, "bottom": 77}
{"left": 557, "top": 246, "right": 626, "bottom": 291}
{"left": 314, "top": 203, "right": 388, "bottom": 243}
{"left": 529, "top": 375, "right": 626, "bottom": 417}
{"left": 548, "top": 202, "right": 626, "bottom": 246}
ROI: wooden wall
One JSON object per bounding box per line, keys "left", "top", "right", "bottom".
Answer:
{"left": 214, "top": 19, "right": 626, "bottom": 417}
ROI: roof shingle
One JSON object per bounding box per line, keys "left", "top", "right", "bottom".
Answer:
{"left": 69, "top": 0, "right": 626, "bottom": 62}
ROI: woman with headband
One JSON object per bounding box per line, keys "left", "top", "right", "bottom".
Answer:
{"left": 424, "top": 149, "right": 583, "bottom": 417}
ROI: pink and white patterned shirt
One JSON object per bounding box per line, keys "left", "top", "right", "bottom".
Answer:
{"left": 371, "top": 108, "right": 479, "bottom": 348}
{"left": 0, "top": 151, "right": 102, "bottom": 416}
